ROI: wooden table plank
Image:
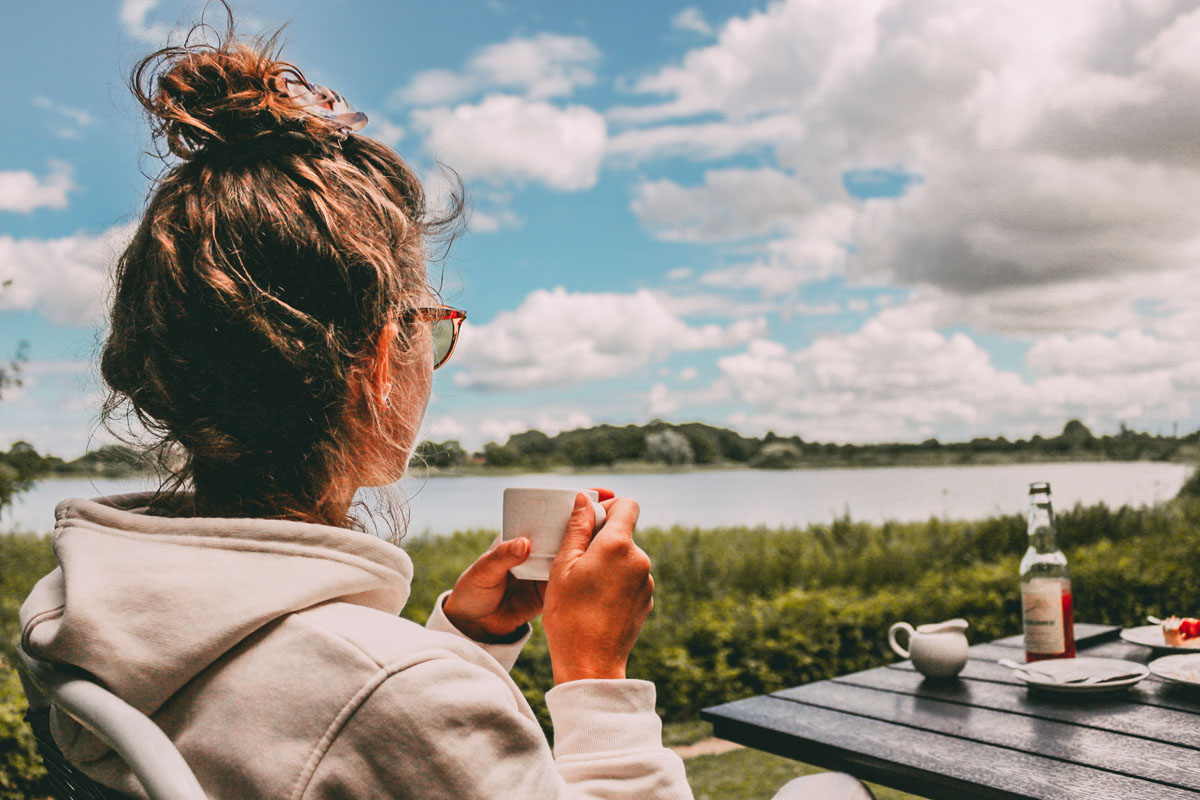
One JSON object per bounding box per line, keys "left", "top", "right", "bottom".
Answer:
{"left": 826, "top": 664, "right": 1200, "bottom": 750}
{"left": 702, "top": 695, "right": 1197, "bottom": 800}
{"left": 771, "top": 679, "right": 1200, "bottom": 788}
{"left": 703, "top": 626, "right": 1200, "bottom": 799}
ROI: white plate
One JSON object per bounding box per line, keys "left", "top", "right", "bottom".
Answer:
{"left": 1149, "top": 653, "right": 1200, "bottom": 686}
{"left": 1120, "top": 625, "right": 1200, "bottom": 652}
{"left": 1012, "top": 657, "right": 1149, "bottom": 693}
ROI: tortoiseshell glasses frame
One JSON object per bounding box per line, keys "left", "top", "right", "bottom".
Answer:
{"left": 400, "top": 306, "right": 466, "bottom": 369}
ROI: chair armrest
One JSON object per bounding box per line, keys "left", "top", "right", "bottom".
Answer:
{"left": 16, "top": 644, "right": 208, "bottom": 800}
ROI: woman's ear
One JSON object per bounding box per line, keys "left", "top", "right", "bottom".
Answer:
{"left": 372, "top": 321, "right": 400, "bottom": 408}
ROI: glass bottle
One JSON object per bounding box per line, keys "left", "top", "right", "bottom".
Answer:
{"left": 1020, "top": 482, "right": 1076, "bottom": 661}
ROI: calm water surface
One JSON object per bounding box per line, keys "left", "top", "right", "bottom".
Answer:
{"left": 3, "top": 462, "right": 1191, "bottom": 536}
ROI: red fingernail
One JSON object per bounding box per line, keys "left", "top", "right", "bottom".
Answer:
{"left": 574, "top": 493, "right": 587, "bottom": 509}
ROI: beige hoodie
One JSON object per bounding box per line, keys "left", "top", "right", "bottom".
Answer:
{"left": 18, "top": 493, "right": 692, "bottom": 800}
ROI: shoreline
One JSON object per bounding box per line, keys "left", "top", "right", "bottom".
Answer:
{"left": 19, "top": 452, "right": 1198, "bottom": 482}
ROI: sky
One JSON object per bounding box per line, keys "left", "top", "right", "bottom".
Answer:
{"left": 3, "top": 0, "right": 1200, "bottom": 458}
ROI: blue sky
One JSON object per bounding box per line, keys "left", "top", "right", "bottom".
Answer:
{"left": 4, "top": 0, "right": 1200, "bottom": 457}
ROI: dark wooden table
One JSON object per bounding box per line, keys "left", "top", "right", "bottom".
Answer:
{"left": 701, "top": 623, "right": 1200, "bottom": 799}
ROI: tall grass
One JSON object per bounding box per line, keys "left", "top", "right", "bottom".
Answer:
{"left": 402, "top": 499, "right": 1200, "bottom": 727}
{"left": 3, "top": 498, "right": 1198, "bottom": 793}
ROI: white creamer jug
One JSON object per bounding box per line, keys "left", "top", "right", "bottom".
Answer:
{"left": 887, "top": 618, "right": 969, "bottom": 679}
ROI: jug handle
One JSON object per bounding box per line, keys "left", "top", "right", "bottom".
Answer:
{"left": 888, "top": 622, "right": 914, "bottom": 659}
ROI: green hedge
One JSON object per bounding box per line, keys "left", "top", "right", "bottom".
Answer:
{"left": 4, "top": 498, "right": 1199, "bottom": 786}
{"left": 401, "top": 500, "right": 1200, "bottom": 731}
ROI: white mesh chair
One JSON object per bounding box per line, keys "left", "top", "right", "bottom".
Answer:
{"left": 16, "top": 643, "right": 208, "bottom": 800}
{"left": 772, "top": 772, "right": 876, "bottom": 800}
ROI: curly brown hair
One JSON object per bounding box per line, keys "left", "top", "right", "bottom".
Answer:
{"left": 101, "top": 8, "right": 460, "bottom": 530}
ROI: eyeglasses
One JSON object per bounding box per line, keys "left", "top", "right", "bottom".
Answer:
{"left": 400, "top": 306, "right": 466, "bottom": 369}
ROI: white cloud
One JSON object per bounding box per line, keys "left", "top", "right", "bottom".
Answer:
{"left": 369, "top": 117, "right": 405, "bottom": 148}
{"left": 397, "top": 33, "right": 601, "bottom": 105}
{"left": 690, "top": 204, "right": 857, "bottom": 296}
{"left": 534, "top": 411, "right": 593, "bottom": 434}
{"left": 611, "top": 0, "right": 1200, "bottom": 338}
{"left": 119, "top": 0, "right": 173, "bottom": 45}
{"left": 704, "top": 304, "right": 1028, "bottom": 441}
{"left": 689, "top": 296, "right": 1200, "bottom": 442}
{"left": 453, "top": 287, "right": 767, "bottom": 391}
{"left": 652, "top": 290, "right": 777, "bottom": 319}
{"left": 667, "top": 267, "right": 692, "bottom": 281}
{"left": 679, "top": 366, "right": 699, "bottom": 382}
{"left": 0, "top": 223, "right": 133, "bottom": 325}
{"left": 0, "top": 360, "right": 106, "bottom": 459}
{"left": 480, "top": 418, "right": 527, "bottom": 443}
{"left": 672, "top": 8, "right": 714, "bottom": 36}
{"left": 632, "top": 168, "right": 815, "bottom": 242}
{"left": 648, "top": 382, "right": 679, "bottom": 415}
{"left": 607, "top": 114, "right": 803, "bottom": 164}
{"left": 423, "top": 415, "right": 467, "bottom": 440}
{"left": 469, "top": 207, "right": 523, "bottom": 233}
{"left": 421, "top": 408, "right": 600, "bottom": 449}
{"left": 848, "top": 153, "right": 1200, "bottom": 295}
{"left": 0, "top": 160, "right": 76, "bottom": 213}
{"left": 611, "top": 0, "right": 881, "bottom": 124}
{"left": 32, "top": 97, "right": 95, "bottom": 139}
{"left": 400, "top": 71, "right": 476, "bottom": 107}
{"left": 412, "top": 95, "right": 607, "bottom": 191}
{"left": 795, "top": 300, "right": 842, "bottom": 316}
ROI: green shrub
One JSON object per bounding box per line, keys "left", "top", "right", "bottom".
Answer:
{"left": 0, "top": 662, "right": 48, "bottom": 799}
{"left": 401, "top": 500, "right": 1200, "bottom": 728}
{"left": 4, "top": 499, "right": 1198, "bottom": 782}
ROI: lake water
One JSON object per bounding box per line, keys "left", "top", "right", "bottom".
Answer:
{"left": 2, "top": 461, "right": 1192, "bottom": 536}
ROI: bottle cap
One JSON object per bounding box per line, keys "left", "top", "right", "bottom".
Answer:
{"left": 1029, "top": 481, "right": 1051, "bottom": 495}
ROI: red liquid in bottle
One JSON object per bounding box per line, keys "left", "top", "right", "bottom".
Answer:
{"left": 1026, "top": 590, "right": 1076, "bottom": 662}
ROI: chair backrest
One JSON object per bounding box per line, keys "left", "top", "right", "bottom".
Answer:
{"left": 16, "top": 644, "right": 208, "bottom": 800}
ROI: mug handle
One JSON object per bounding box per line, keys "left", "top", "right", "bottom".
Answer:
{"left": 888, "top": 622, "right": 914, "bottom": 658}
{"left": 591, "top": 502, "right": 606, "bottom": 531}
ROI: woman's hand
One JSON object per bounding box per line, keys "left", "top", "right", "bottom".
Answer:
{"left": 443, "top": 488, "right": 617, "bottom": 644}
{"left": 541, "top": 493, "right": 654, "bottom": 684}
{"left": 441, "top": 538, "right": 546, "bottom": 643}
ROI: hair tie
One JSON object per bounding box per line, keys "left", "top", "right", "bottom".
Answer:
{"left": 275, "top": 76, "right": 368, "bottom": 141}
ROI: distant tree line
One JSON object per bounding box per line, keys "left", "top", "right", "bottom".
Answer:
{"left": 411, "top": 418, "right": 1200, "bottom": 471}
{"left": 2, "top": 419, "right": 1195, "bottom": 510}
{"left": 0, "top": 442, "right": 156, "bottom": 509}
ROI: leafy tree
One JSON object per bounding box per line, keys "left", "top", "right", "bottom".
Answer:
{"left": 645, "top": 430, "right": 695, "bottom": 466}
{"left": 559, "top": 430, "right": 619, "bottom": 466}
{"left": 411, "top": 440, "right": 467, "bottom": 469}
{"left": 749, "top": 441, "right": 803, "bottom": 469}
{"left": 481, "top": 441, "right": 523, "bottom": 468}
{"left": 506, "top": 430, "right": 557, "bottom": 468}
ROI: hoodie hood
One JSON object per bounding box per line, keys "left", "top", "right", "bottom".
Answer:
{"left": 19, "top": 492, "right": 413, "bottom": 719}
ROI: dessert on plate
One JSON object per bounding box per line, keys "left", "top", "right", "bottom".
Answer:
{"left": 1161, "top": 616, "right": 1200, "bottom": 647}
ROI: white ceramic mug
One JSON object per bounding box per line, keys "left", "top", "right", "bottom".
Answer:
{"left": 503, "top": 488, "right": 607, "bottom": 581}
{"left": 887, "top": 618, "right": 970, "bottom": 679}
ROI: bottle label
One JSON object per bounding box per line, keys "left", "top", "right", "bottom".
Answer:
{"left": 1022, "top": 578, "right": 1065, "bottom": 653}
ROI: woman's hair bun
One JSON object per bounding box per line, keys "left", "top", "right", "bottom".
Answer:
{"left": 132, "top": 25, "right": 324, "bottom": 159}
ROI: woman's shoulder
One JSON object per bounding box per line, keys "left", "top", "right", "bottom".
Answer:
{"left": 289, "top": 599, "right": 515, "bottom": 680}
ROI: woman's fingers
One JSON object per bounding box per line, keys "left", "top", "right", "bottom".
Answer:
{"left": 556, "top": 493, "right": 599, "bottom": 561}
{"left": 589, "top": 487, "right": 616, "bottom": 502}
{"left": 467, "top": 537, "right": 530, "bottom": 588}
{"left": 592, "top": 498, "right": 640, "bottom": 545}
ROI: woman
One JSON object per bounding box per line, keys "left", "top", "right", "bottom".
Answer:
{"left": 18, "top": 16, "right": 689, "bottom": 800}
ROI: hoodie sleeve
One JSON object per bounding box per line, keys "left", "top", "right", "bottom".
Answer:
{"left": 299, "top": 656, "right": 693, "bottom": 800}
{"left": 424, "top": 590, "right": 531, "bottom": 671}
